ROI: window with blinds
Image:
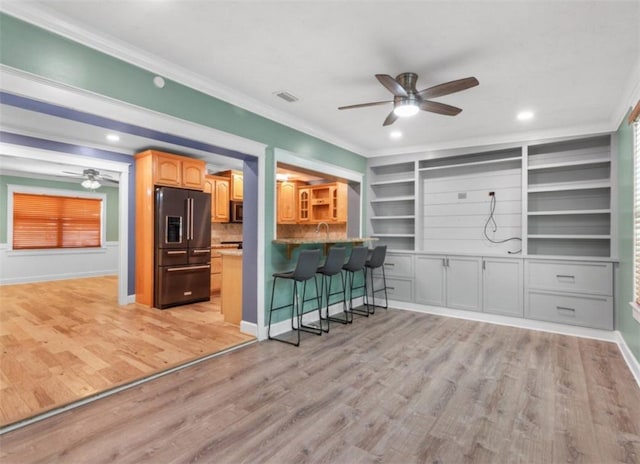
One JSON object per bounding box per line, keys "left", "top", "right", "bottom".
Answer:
{"left": 13, "top": 193, "right": 102, "bottom": 249}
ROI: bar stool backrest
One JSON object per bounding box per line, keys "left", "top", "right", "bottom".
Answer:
{"left": 343, "top": 246, "right": 369, "bottom": 272}
{"left": 322, "top": 247, "right": 346, "bottom": 275}
{"left": 367, "top": 245, "right": 387, "bottom": 269}
{"left": 292, "top": 249, "right": 322, "bottom": 281}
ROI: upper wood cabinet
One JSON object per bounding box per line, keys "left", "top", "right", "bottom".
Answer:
{"left": 331, "top": 182, "right": 348, "bottom": 223}
{"left": 277, "top": 181, "right": 297, "bottom": 224}
{"left": 204, "top": 175, "right": 230, "bottom": 223}
{"left": 298, "top": 187, "right": 311, "bottom": 223}
{"left": 138, "top": 149, "right": 205, "bottom": 190}
{"left": 294, "top": 182, "right": 347, "bottom": 224}
{"left": 216, "top": 170, "right": 243, "bottom": 201}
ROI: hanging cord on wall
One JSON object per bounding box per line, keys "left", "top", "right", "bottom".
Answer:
{"left": 483, "top": 193, "right": 522, "bottom": 254}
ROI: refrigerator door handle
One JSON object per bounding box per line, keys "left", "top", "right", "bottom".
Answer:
{"left": 166, "top": 265, "right": 210, "bottom": 272}
{"left": 189, "top": 197, "right": 195, "bottom": 240}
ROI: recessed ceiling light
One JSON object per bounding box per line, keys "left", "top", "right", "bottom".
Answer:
{"left": 517, "top": 110, "right": 534, "bottom": 121}
{"left": 153, "top": 76, "right": 165, "bottom": 88}
{"left": 106, "top": 133, "right": 120, "bottom": 142}
{"left": 390, "top": 131, "right": 403, "bottom": 139}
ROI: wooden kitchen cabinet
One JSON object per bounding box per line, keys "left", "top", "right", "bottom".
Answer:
{"left": 331, "top": 182, "right": 348, "bottom": 223}
{"left": 277, "top": 181, "right": 298, "bottom": 224}
{"left": 210, "top": 248, "right": 223, "bottom": 294}
{"left": 141, "top": 149, "right": 205, "bottom": 190}
{"left": 221, "top": 252, "right": 243, "bottom": 325}
{"left": 216, "top": 170, "right": 243, "bottom": 201}
{"left": 204, "top": 175, "right": 230, "bottom": 223}
{"left": 295, "top": 182, "right": 347, "bottom": 224}
{"left": 298, "top": 187, "right": 310, "bottom": 223}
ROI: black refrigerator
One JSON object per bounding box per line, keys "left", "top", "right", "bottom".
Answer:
{"left": 155, "top": 186, "right": 211, "bottom": 309}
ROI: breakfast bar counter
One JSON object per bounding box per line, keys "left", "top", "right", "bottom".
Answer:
{"left": 272, "top": 237, "right": 377, "bottom": 258}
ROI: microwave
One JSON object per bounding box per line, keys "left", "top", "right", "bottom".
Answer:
{"left": 230, "top": 201, "right": 243, "bottom": 223}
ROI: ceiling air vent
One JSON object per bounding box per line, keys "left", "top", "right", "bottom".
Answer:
{"left": 274, "top": 91, "right": 299, "bottom": 103}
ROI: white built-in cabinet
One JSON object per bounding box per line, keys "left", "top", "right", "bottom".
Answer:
{"left": 415, "top": 255, "right": 482, "bottom": 311}
{"left": 367, "top": 133, "right": 616, "bottom": 331}
{"left": 482, "top": 258, "right": 523, "bottom": 317}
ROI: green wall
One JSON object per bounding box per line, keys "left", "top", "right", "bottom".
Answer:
{"left": 0, "top": 175, "right": 119, "bottom": 243}
{"left": 0, "top": 14, "right": 366, "bottom": 173}
{"left": 616, "top": 112, "right": 640, "bottom": 362}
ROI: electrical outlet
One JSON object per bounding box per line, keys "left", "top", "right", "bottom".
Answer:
{"left": 489, "top": 191, "right": 495, "bottom": 196}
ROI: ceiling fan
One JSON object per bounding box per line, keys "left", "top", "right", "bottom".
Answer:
{"left": 62, "top": 168, "right": 117, "bottom": 189}
{"left": 338, "top": 73, "right": 479, "bottom": 126}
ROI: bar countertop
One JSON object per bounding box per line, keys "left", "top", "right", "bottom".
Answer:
{"left": 272, "top": 237, "right": 377, "bottom": 258}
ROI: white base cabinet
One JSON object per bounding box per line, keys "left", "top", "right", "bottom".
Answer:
{"left": 415, "top": 255, "right": 481, "bottom": 312}
{"left": 371, "top": 252, "right": 414, "bottom": 302}
{"left": 389, "top": 253, "right": 612, "bottom": 331}
{"left": 525, "top": 259, "right": 613, "bottom": 330}
{"left": 482, "top": 258, "right": 523, "bottom": 317}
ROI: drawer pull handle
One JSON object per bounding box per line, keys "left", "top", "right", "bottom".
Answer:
{"left": 384, "top": 263, "right": 395, "bottom": 267}
{"left": 167, "top": 250, "right": 187, "bottom": 255}
{"left": 167, "top": 265, "right": 210, "bottom": 272}
{"left": 387, "top": 286, "right": 395, "bottom": 291}
{"left": 556, "top": 274, "right": 575, "bottom": 282}
{"left": 556, "top": 306, "right": 576, "bottom": 314}
{"left": 193, "top": 249, "right": 211, "bottom": 254}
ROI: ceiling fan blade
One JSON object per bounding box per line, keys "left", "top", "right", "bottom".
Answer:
{"left": 382, "top": 110, "right": 398, "bottom": 126}
{"left": 419, "top": 100, "right": 462, "bottom": 116}
{"left": 418, "top": 77, "right": 479, "bottom": 99}
{"left": 62, "top": 170, "right": 82, "bottom": 176}
{"left": 338, "top": 100, "right": 392, "bottom": 110}
{"left": 375, "top": 74, "right": 408, "bottom": 98}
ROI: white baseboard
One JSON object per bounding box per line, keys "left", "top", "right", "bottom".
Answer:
{"left": 615, "top": 331, "right": 640, "bottom": 388}
{"left": 0, "top": 270, "right": 119, "bottom": 285}
{"left": 127, "top": 294, "right": 136, "bottom": 304}
{"left": 240, "top": 320, "right": 258, "bottom": 337}
{"left": 392, "top": 299, "right": 619, "bottom": 342}
{"left": 266, "top": 298, "right": 362, "bottom": 338}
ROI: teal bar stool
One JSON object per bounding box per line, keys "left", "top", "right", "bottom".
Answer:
{"left": 268, "top": 248, "right": 322, "bottom": 346}
{"left": 316, "top": 246, "right": 347, "bottom": 331}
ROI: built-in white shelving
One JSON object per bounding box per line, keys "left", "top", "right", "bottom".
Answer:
{"left": 368, "top": 162, "right": 416, "bottom": 250}
{"left": 527, "top": 135, "right": 612, "bottom": 258}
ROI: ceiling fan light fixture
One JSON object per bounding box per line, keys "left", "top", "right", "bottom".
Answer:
{"left": 393, "top": 102, "right": 419, "bottom": 118}
{"left": 82, "top": 178, "right": 101, "bottom": 190}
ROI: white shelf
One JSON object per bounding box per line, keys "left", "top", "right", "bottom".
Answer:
{"left": 370, "top": 178, "right": 414, "bottom": 186}
{"left": 371, "top": 233, "right": 416, "bottom": 238}
{"left": 527, "top": 209, "right": 611, "bottom": 216}
{"left": 370, "top": 215, "right": 415, "bottom": 220}
{"left": 370, "top": 196, "right": 415, "bottom": 203}
{"left": 527, "top": 157, "right": 610, "bottom": 171}
{"left": 418, "top": 156, "right": 521, "bottom": 172}
{"left": 528, "top": 234, "right": 611, "bottom": 240}
{"left": 528, "top": 179, "right": 610, "bottom": 193}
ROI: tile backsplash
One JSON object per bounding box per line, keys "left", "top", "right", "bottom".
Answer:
{"left": 277, "top": 223, "right": 347, "bottom": 239}
{"left": 211, "top": 223, "right": 243, "bottom": 243}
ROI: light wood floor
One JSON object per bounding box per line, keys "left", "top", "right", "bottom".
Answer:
{"left": 0, "top": 276, "right": 254, "bottom": 426}
{"left": 1, "top": 308, "right": 638, "bottom": 463}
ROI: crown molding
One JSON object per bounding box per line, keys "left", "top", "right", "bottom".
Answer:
{"left": 367, "top": 122, "right": 614, "bottom": 158}
{"left": 0, "top": 3, "right": 365, "bottom": 156}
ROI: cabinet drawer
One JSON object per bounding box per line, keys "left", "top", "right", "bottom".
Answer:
{"left": 527, "top": 261, "right": 612, "bottom": 295}
{"left": 383, "top": 254, "right": 414, "bottom": 278}
{"left": 526, "top": 291, "right": 613, "bottom": 330}
{"left": 381, "top": 278, "right": 413, "bottom": 302}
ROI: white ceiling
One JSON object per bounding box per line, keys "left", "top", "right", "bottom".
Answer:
{"left": 2, "top": 1, "right": 640, "bottom": 157}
